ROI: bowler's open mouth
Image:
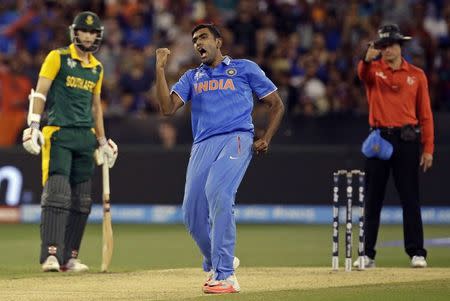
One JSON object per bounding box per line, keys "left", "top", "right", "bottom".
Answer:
{"left": 198, "top": 47, "right": 207, "bottom": 58}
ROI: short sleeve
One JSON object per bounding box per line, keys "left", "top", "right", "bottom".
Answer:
{"left": 245, "top": 60, "right": 277, "bottom": 99}
{"left": 170, "top": 71, "right": 192, "bottom": 103}
{"left": 39, "top": 50, "right": 61, "bottom": 80}
{"left": 93, "top": 65, "right": 104, "bottom": 95}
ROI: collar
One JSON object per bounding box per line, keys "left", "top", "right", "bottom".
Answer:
{"left": 222, "top": 56, "right": 231, "bottom": 65}
{"left": 69, "top": 43, "right": 101, "bottom": 68}
{"left": 200, "top": 56, "right": 232, "bottom": 68}
{"left": 399, "top": 58, "right": 410, "bottom": 71}
{"left": 380, "top": 57, "right": 409, "bottom": 71}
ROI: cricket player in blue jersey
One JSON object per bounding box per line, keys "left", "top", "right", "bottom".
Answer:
{"left": 155, "top": 24, "right": 284, "bottom": 294}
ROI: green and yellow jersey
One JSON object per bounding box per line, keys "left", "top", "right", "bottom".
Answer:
{"left": 39, "top": 43, "right": 104, "bottom": 127}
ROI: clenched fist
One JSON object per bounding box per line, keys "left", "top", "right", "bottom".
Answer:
{"left": 156, "top": 48, "right": 171, "bottom": 69}
{"left": 253, "top": 138, "right": 269, "bottom": 155}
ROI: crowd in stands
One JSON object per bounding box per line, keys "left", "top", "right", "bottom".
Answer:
{"left": 0, "top": 0, "right": 449, "bottom": 147}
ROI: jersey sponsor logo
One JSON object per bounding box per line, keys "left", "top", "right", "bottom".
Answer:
{"left": 194, "top": 70, "right": 206, "bottom": 81}
{"left": 406, "top": 76, "right": 416, "bottom": 86}
{"left": 375, "top": 71, "right": 387, "bottom": 79}
{"left": 66, "top": 75, "right": 96, "bottom": 92}
{"left": 194, "top": 79, "right": 236, "bottom": 94}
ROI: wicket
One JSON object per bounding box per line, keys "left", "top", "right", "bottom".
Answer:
{"left": 332, "top": 169, "right": 365, "bottom": 272}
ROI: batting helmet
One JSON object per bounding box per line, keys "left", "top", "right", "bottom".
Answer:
{"left": 69, "top": 11, "right": 104, "bottom": 53}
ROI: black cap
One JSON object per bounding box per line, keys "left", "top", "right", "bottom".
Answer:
{"left": 373, "top": 24, "right": 411, "bottom": 49}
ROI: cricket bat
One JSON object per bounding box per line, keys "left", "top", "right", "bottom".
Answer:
{"left": 101, "top": 159, "right": 113, "bottom": 272}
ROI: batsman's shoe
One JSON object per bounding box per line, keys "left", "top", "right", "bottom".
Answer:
{"left": 42, "top": 255, "right": 60, "bottom": 272}
{"left": 204, "top": 256, "right": 240, "bottom": 287}
{"left": 353, "top": 255, "right": 375, "bottom": 268}
{"left": 411, "top": 256, "right": 427, "bottom": 268}
{"left": 203, "top": 274, "right": 240, "bottom": 294}
{"left": 61, "top": 258, "right": 89, "bottom": 272}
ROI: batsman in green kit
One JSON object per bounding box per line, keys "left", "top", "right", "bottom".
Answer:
{"left": 22, "top": 11, "right": 118, "bottom": 272}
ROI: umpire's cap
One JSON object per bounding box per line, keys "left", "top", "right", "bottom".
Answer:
{"left": 373, "top": 24, "right": 411, "bottom": 49}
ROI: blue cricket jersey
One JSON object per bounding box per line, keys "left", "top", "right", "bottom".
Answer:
{"left": 170, "top": 56, "right": 277, "bottom": 144}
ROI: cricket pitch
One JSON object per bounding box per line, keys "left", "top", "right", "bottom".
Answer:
{"left": 1, "top": 267, "right": 449, "bottom": 300}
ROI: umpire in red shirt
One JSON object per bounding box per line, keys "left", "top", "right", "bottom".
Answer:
{"left": 356, "top": 24, "right": 434, "bottom": 268}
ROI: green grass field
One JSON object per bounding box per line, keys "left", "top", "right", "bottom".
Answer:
{"left": 0, "top": 224, "right": 449, "bottom": 300}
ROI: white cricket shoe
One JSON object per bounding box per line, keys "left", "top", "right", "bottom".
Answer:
{"left": 42, "top": 255, "right": 60, "bottom": 272}
{"left": 204, "top": 274, "right": 240, "bottom": 294}
{"left": 63, "top": 258, "right": 89, "bottom": 272}
{"left": 411, "top": 256, "right": 427, "bottom": 268}
{"left": 353, "top": 255, "right": 375, "bottom": 268}
{"left": 204, "top": 256, "right": 240, "bottom": 287}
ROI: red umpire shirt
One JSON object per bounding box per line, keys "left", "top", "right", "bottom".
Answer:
{"left": 358, "top": 58, "right": 434, "bottom": 155}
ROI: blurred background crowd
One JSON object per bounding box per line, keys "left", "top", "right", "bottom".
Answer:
{"left": 0, "top": 0, "right": 449, "bottom": 147}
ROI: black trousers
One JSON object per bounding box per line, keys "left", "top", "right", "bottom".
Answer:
{"left": 364, "top": 130, "right": 427, "bottom": 259}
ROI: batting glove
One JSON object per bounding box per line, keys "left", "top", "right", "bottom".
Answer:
{"left": 95, "top": 137, "right": 118, "bottom": 168}
{"left": 22, "top": 123, "right": 44, "bottom": 155}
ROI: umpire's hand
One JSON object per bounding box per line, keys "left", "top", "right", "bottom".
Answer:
{"left": 364, "top": 42, "right": 381, "bottom": 62}
{"left": 420, "top": 153, "right": 433, "bottom": 172}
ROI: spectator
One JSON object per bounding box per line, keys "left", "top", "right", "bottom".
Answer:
{"left": 226, "top": 0, "right": 259, "bottom": 57}
{"left": 0, "top": 54, "right": 32, "bottom": 146}
{"left": 157, "top": 119, "right": 177, "bottom": 149}
{"left": 119, "top": 48, "right": 154, "bottom": 115}
{"left": 0, "top": 0, "right": 448, "bottom": 146}
{"left": 122, "top": 13, "right": 152, "bottom": 49}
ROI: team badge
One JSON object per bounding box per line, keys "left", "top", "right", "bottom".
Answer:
{"left": 406, "top": 76, "right": 416, "bottom": 86}
{"left": 375, "top": 71, "right": 387, "bottom": 79}
{"left": 226, "top": 68, "right": 237, "bottom": 76}
{"left": 372, "top": 144, "right": 380, "bottom": 153}
{"left": 67, "top": 58, "right": 77, "bottom": 69}
{"left": 85, "top": 15, "right": 94, "bottom": 25}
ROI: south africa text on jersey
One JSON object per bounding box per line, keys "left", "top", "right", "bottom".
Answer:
{"left": 66, "top": 76, "right": 96, "bottom": 92}
{"left": 194, "top": 79, "right": 235, "bottom": 94}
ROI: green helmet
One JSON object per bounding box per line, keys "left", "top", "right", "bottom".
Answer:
{"left": 69, "top": 11, "right": 104, "bottom": 52}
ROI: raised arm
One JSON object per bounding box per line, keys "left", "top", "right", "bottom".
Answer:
{"left": 357, "top": 42, "right": 380, "bottom": 84}
{"left": 155, "top": 48, "right": 184, "bottom": 116}
{"left": 253, "top": 91, "right": 285, "bottom": 154}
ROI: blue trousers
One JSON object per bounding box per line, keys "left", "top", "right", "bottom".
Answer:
{"left": 182, "top": 131, "right": 253, "bottom": 280}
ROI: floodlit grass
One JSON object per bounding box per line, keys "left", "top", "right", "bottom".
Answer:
{"left": 0, "top": 224, "right": 449, "bottom": 300}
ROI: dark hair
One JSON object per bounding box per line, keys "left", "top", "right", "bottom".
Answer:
{"left": 191, "top": 23, "right": 222, "bottom": 39}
